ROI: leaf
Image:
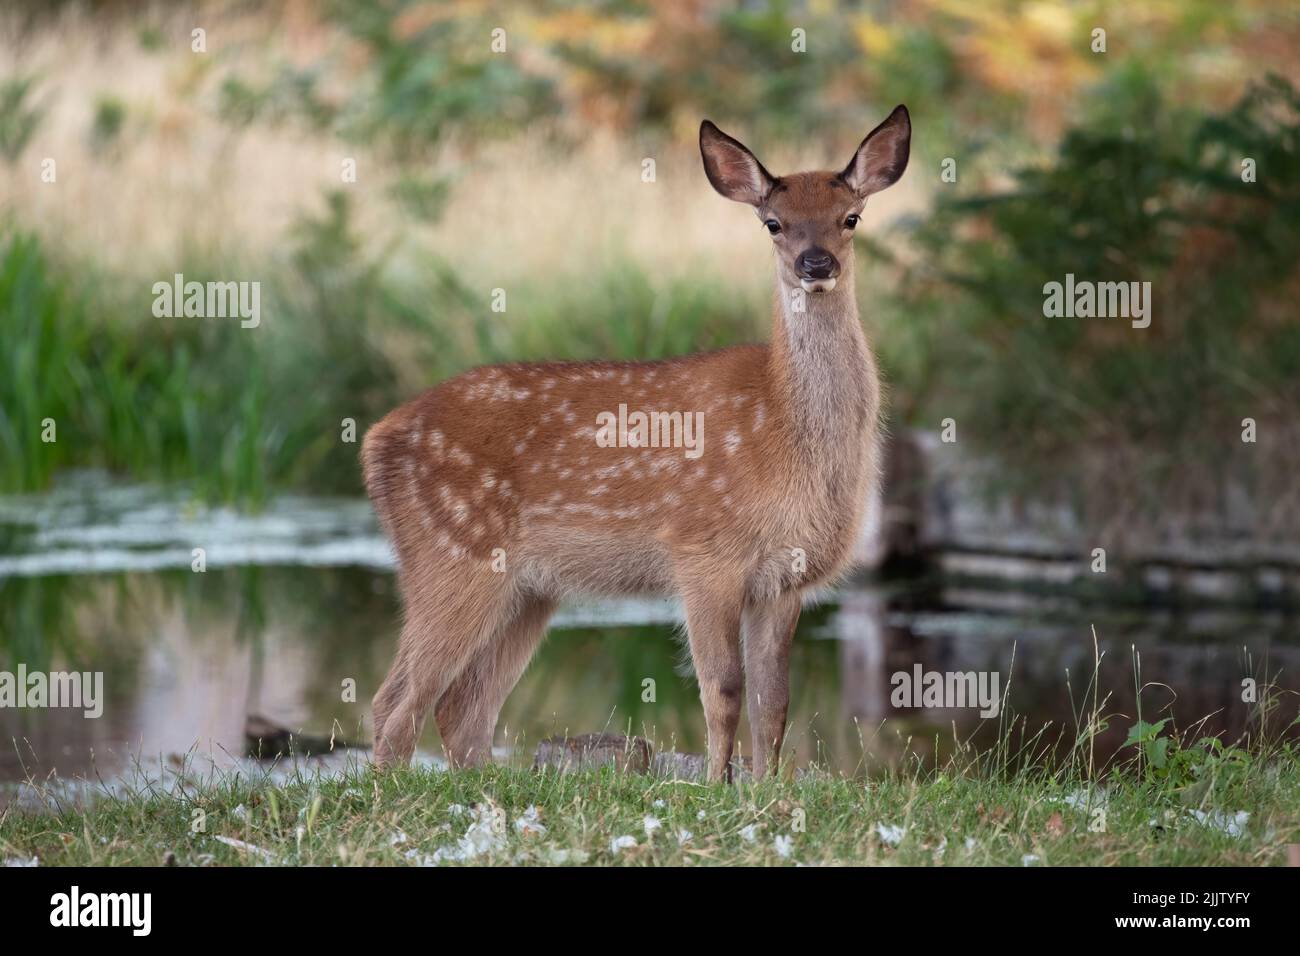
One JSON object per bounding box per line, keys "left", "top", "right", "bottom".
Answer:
{"left": 1124, "top": 718, "right": 1170, "bottom": 747}
{"left": 1147, "top": 737, "right": 1170, "bottom": 770}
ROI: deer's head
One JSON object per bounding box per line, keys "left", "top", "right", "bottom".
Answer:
{"left": 699, "top": 106, "right": 910, "bottom": 295}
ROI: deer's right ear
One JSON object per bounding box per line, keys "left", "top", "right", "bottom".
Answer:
{"left": 700, "top": 120, "right": 777, "bottom": 207}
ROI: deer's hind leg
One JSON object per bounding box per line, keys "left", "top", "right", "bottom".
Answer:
{"left": 371, "top": 564, "right": 517, "bottom": 768}
{"left": 434, "top": 594, "right": 555, "bottom": 767}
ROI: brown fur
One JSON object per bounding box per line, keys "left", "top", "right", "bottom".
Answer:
{"left": 363, "top": 106, "right": 911, "bottom": 780}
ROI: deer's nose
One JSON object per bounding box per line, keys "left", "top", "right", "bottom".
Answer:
{"left": 795, "top": 248, "right": 839, "bottom": 280}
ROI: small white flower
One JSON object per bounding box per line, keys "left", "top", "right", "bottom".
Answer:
{"left": 1021, "top": 854, "right": 1041, "bottom": 866}
{"left": 448, "top": 803, "right": 466, "bottom": 816}
{"left": 515, "top": 805, "right": 547, "bottom": 837}
{"left": 231, "top": 804, "right": 248, "bottom": 821}
{"left": 642, "top": 815, "right": 662, "bottom": 837}
{"left": 964, "top": 837, "right": 978, "bottom": 851}
{"left": 610, "top": 835, "right": 638, "bottom": 854}
{"left": 547, "top": 847, "right": 590, "bottom": 864}
{"left": 697, "top": 810, "right": 706, "bottom": 821}
{"left": 389, "top": 830, "right": 409, "bottom": 846}
{"left": 1187, "top": 809, "right": 1249, "bottom": 838}
{"left": 739, "top": 824, "right": 760, "bottom": 843}
{"left": 676, "top": 829, "right": 693, "bottom": 845}
{"left": 875, "top": 822, "right": 906, "bottom": 846}
{"left": 432, "top": 807, "right": 507, "bottom": 862}
{"left": 1058, "top": 788, "right": 1108, "bottom": 811}
{"left": 774, "top": 834, "right": 794, "bottom": 858}
{"left": 653, "top": 799, "right": 666, "bottom": 809}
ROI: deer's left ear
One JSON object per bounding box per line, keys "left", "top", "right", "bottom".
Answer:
{"left": 841, "top": 105, "right": 910, "bottom": 198}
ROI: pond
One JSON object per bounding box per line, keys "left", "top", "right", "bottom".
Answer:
{"left": 1, "top": 475, "right": 1297, "bottom": 808}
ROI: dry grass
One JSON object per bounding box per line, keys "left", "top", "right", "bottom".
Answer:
{"left": 0, "top": 0, "right": 929, "bottom": 291}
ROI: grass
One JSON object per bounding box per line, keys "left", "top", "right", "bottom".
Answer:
{"left": 5, "top": 640, "right": 1299, "bottom": 868}
{"left": 3, "top": 748, "right": 1298, "bottom": 867}
{"left": 0, "top": 219, "right": 761, "bottom": 502}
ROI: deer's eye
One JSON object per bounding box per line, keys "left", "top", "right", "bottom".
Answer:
{"left": 764, "top": 219, "right": 782, "bottom": 235}
{"left": 844, "top": 214, "right": 860, "bottom": 230}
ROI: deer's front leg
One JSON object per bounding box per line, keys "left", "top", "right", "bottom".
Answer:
{"left": 743, "top": 589, "right": 802, "bottom": 779}
{"left": 682, "top": 581, "right": 745, "bottom": 783}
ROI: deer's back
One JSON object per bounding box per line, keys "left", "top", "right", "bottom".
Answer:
{"left": 362, "top": 345, "right": 879, "bottom": 598}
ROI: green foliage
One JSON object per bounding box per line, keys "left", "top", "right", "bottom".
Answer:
{"left": 136, "top": 23, "right": 164, "bottom": 52}
{"left": 0, "top": 223, "right": 390, "bottom": 503}
{"left": 386, "top": 172, "right": 451, "bottom": 223}
{"left": 878, "top": 74, "right": 1300, "bottom": 481}
{"left": 0, "top": 204, "right": 760, "bottom": 503}
{"left": 0, "top": 232, "right": 84, "bottom": 488}
{"left": 89, "top": 95, "right": 126, "bottom": 152}
{"left": 217, "top": 1, "right": 558, "bottom": 160}
{"left": 0, "top": 74, "right": 43, "bottom": 163}
{"left": 217, "top": 66, "right": 339, "bottom": 133}
{"left": 1124, "top": 719, "right": 1252, "bottom": 800}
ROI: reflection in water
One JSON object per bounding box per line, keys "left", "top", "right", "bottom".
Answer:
{"left": 1, "top": 479, "right": 1297, "bottom": 805}
{"left": 3, "top": 564, "right": 1297, "bottom": 807}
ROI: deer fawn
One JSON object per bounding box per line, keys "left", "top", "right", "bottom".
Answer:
{"left": 363, "top": 105, "right": 910, "bottom": 781}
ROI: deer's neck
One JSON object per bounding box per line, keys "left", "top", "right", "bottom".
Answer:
{"left": 767, "top": 270, "right": 876, "bottom": 456}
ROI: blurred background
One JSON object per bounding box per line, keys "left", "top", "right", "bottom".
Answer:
{"left": 1, "top": 0, "right": 1297, "bottom": 796}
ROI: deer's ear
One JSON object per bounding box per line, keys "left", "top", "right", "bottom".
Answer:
{"left": 841, "top": 105, "right": 910, "bottom": 198}
{"left": 700, "top": 120, "right": 777, "bottom": 206}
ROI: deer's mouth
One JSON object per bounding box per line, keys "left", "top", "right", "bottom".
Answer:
{"left": 800, "top": 277, "right": 838, "bottom": 293}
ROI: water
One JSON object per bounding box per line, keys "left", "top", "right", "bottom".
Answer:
{"left": 1, "top": 476, "right": 1297, "bottom": 809}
